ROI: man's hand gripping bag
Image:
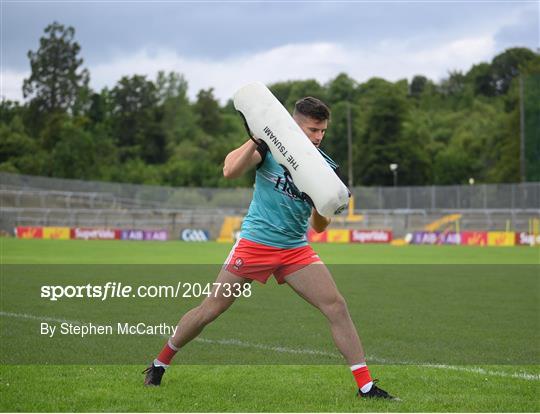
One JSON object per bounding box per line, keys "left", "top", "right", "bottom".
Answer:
{"left": 233, "top": 82, "right": 350, "bottom": 216}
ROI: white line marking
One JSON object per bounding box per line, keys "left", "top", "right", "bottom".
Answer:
{"left": 194, "top": 337, "right": 340, "bottom": 357}
{"left": 0, "top": 311, "right": 83, "bottom": 325}
{"left": 2, "top": 311, "right": 538, "bottom": 381}
{"left": 424, "top": 364, "right": 540, "bottom": 381}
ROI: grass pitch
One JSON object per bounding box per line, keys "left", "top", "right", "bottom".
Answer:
{"left": 0, "top": 239, "right": 539, "bottom": 412}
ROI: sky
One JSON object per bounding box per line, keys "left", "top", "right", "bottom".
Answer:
{"left": 1, "top": 1, "right": 539, "bottom": 103}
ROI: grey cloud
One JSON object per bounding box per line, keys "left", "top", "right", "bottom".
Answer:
{"left": 3, "top": 1, "right": 537, "bottom": 74}
{"left": 494, "top": 5, "right": 539, "bottom": 52}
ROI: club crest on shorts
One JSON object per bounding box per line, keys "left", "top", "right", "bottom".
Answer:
{"left": 233, "top": 257, "right": 244, "bottom": 270}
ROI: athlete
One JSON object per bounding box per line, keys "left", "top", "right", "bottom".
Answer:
{"left": 144, "top": 97, "right": 396, "bottom": 400}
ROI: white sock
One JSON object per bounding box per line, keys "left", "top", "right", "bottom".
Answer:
{"left": 167, "top": 338, "right": 179, "bottom": 351}
{"left": 350, "top": 363, "right": 367, "bottom": 371}
{"left": 351, "top": 363, "right": 373, "bottom": 393}
{"left": 153, "top": 358, "right": 169, "bottom": 369}
{"left": 360, "top": 381, "right": 373, "bottom": 393}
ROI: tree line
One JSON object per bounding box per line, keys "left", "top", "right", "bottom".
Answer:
{"left": 1, "top": 22, "right": 539, "bottom": 187}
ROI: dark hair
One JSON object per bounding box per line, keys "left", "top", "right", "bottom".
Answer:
{"left": 293, "top": 97, "right": 330, "bottom": 121}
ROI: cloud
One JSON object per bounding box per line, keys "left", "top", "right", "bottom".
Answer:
{"left": 1, "top": 33, "right": 499, "bottom": 104}
{"left": 87, "top": 42, "right": 349, "bottom": 102}
{"left": 400, "top": 35, "right": 496, "bottom": 76}
{"left": 494, "top": 4, "right": 539, "bottom": 51}
{"left": 1, "top": 69, "right": 28, "bottom": 101}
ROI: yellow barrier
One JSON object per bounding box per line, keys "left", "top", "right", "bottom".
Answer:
{"left": 487, "top": 232, "right": 515, "bottom": 247}
{"left": 391, "top": 239, "right": 408, "bottom": 246}
{"left": 43, "top": 227, "right": 70, "bottom": 240}
{"left": 424, "top": 214, "right": 462, "bottom": 232}
{"left": 530, "top": 218, "right": 540, "bottom": 239}
{"left": 327, "top": 229, "right": 350, "bottom": 243}
{"left": 217, "top": 216, "right": 243, "bottom": 243}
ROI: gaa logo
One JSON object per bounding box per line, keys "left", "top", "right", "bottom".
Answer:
{"left": 181, "top": 229, "right": 209, "bottom": 242}
{"left": 233, "top": 257, "right": 244, "bottom": 270}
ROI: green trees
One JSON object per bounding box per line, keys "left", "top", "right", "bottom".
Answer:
{"left": 0, "top": 111, "right": 41, "bottom": 174}
{"left": 110, "top": 75, "right": 164, "bottom": 163}
{"left": 23, "top": 22, "right": 90, "bottom": 115}
{"left": 2, "top": 21, "right": 539, "bottom": 186}
{"left": 491, "top": 48, "right": 536, "bottom": 95}
{"left": 355, "top": 79, "right": 430, "bottom": 186}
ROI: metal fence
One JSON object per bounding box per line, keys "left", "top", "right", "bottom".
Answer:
{"left": 350, "top": 184, "right": 540, "bottom": 211}
{"left": 2, "top": 172, "right": 539, "bottom": 211}
{"left": 0, "top": 172, "right": 253, "bottom": 210}
{"left": 1, "top": 173, "right": 539, "bottom": 236}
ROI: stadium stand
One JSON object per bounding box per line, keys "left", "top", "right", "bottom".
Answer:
{"left": 1, "top": 173, "right": 539, "bottom": 239}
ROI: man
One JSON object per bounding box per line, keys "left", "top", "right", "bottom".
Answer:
{"left": 144, "top": 96, "right": 396, "bottom": 400}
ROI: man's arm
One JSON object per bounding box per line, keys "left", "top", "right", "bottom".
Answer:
{"left": 310, "top": 208, "right": 331, "bottom": 233}
{"left": 223, "top": 139, "right": 263, "bottom": 179}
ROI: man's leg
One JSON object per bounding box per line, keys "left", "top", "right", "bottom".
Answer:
{"left": 144, "top": 268, "right": 251, "bottom": 386}
{"left": 284, "top": 262, "right": 396, "bottom": 399}
{"left": 170, "top": 269, "right": 252, "bottom": 349}
{"left": 284, "top": 262, "right": 364, "bottom": 365}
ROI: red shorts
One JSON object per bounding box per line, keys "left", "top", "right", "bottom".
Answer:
{"left": 223, "top": 238, "right": 322, "bottom": 284}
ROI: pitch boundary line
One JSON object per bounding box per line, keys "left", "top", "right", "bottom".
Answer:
{"left": 1, "top": 311, "right": 538, "bottom": 381}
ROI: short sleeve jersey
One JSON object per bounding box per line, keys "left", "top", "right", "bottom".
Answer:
{"left": 239, "top": 144, "right": 340, "bottom": 249}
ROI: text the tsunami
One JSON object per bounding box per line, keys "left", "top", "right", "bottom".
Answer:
{"left": 263, "top": 126, "right": 299, "bottom": 171}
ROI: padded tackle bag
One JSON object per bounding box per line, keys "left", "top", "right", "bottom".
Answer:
{"left": 234, "top": 82, "right": 350, "bottom": 216}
